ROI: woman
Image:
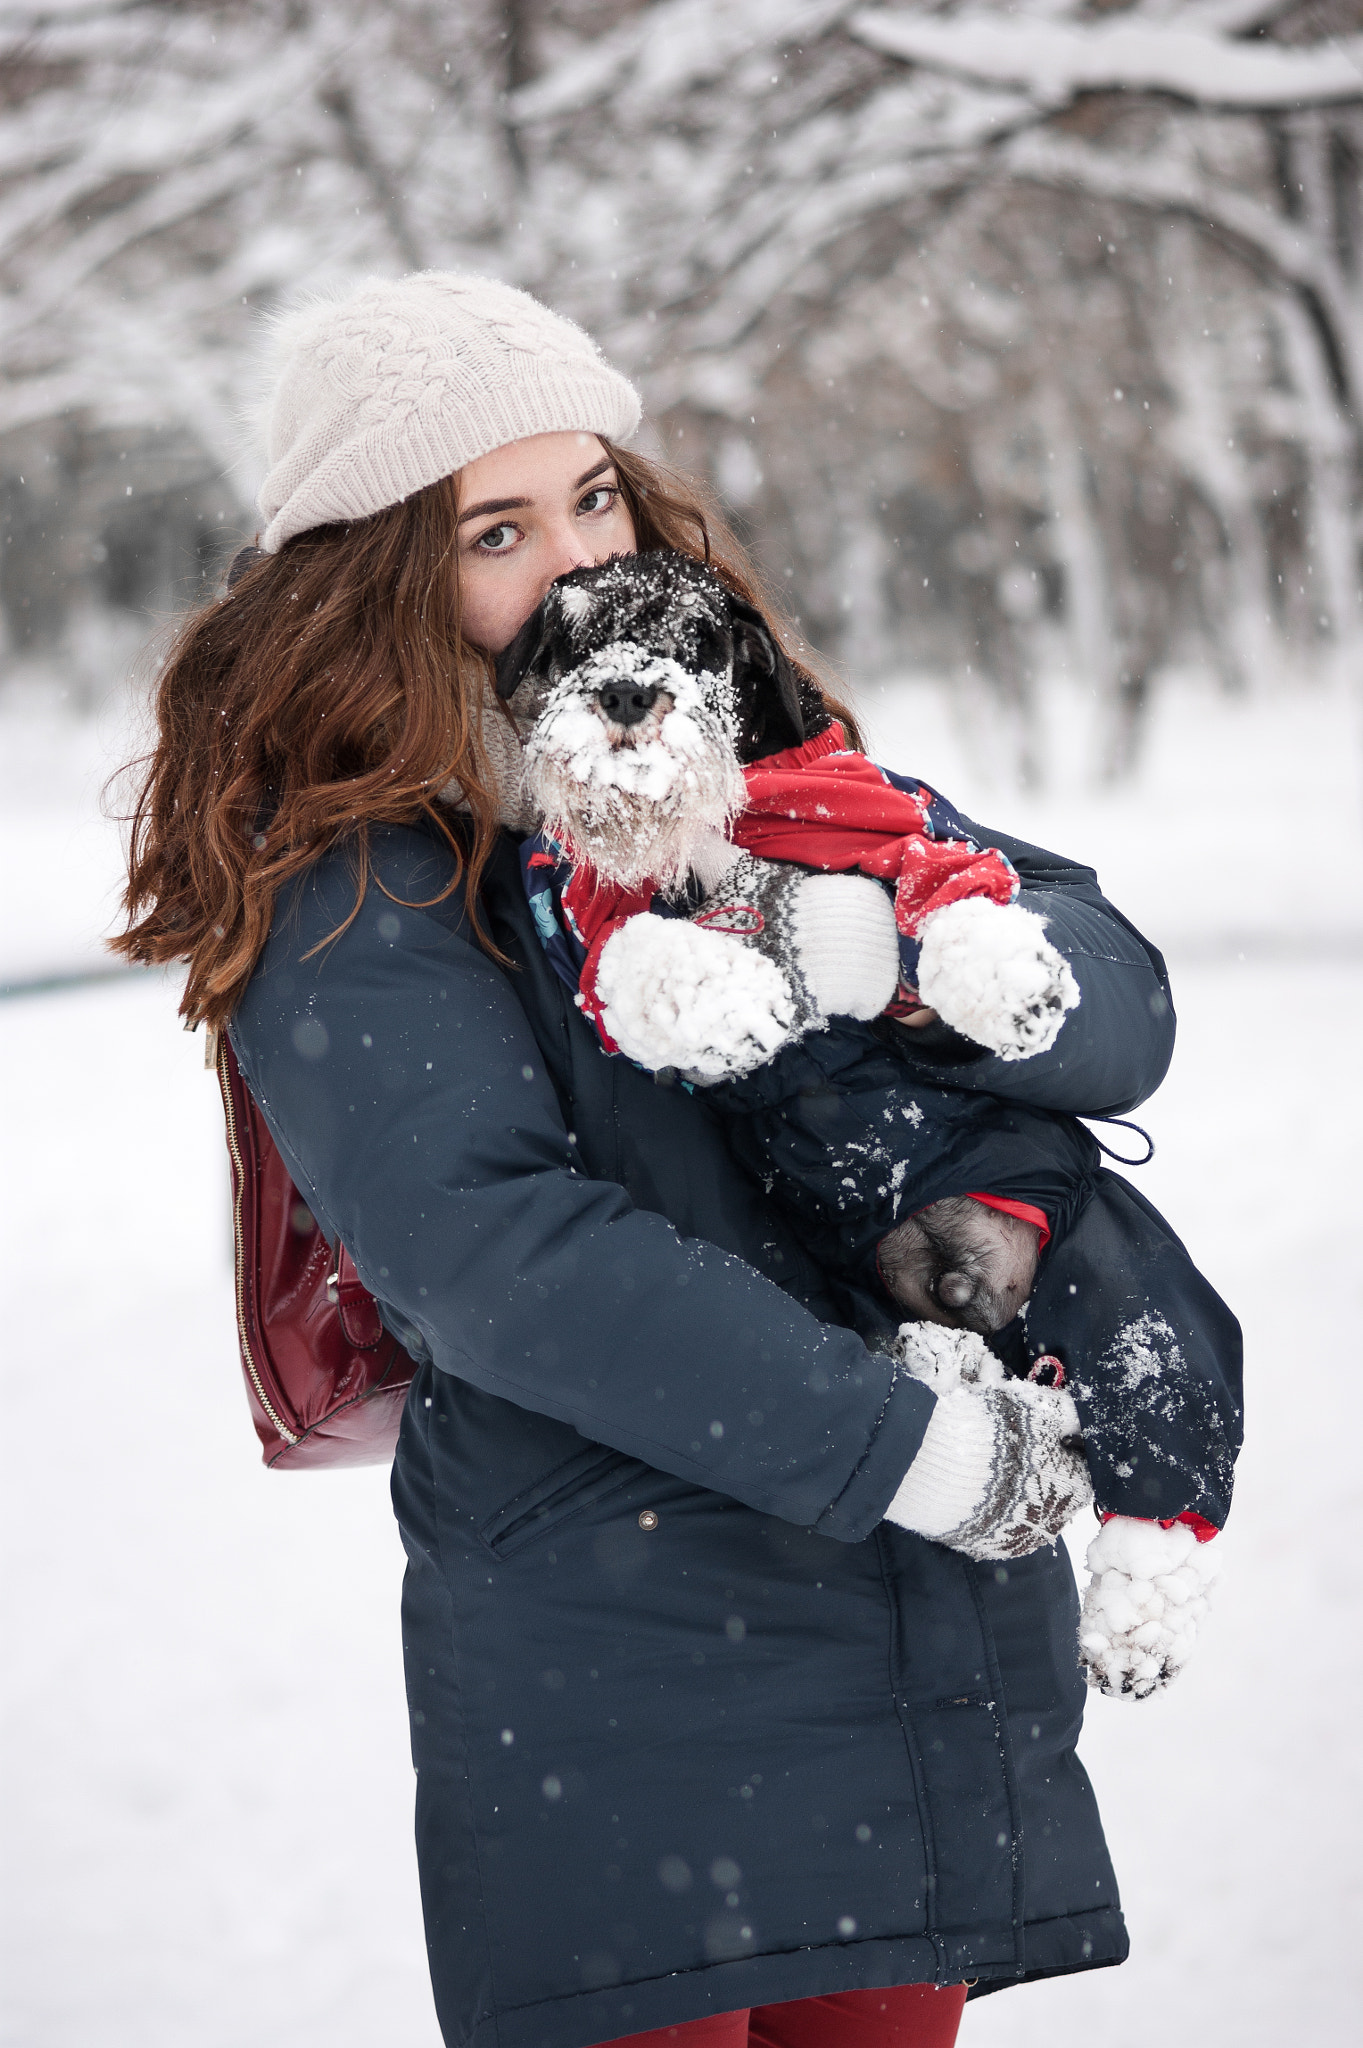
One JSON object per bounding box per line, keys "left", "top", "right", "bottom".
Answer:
{"left": 118, "top": 274, "right": 1175, "bottom": 2048}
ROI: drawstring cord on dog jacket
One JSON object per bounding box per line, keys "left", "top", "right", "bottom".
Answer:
{"left": 1079, "top": 1116, "right": 1156, "bottom": 1167}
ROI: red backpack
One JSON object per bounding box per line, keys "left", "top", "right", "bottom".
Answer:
{"left": 213, "top": 1030, "right": 415, "bottom": 1468}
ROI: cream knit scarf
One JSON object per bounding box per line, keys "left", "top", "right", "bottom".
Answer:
{"left": 439, "top": 679, "right": 537, "bottom": 834}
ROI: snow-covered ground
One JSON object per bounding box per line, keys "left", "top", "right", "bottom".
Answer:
{"left": 3, "top": 661, "right": 1362, "bottom": 2047}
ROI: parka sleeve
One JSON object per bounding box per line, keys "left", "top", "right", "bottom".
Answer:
{"left": 229, "top": 828, "right": 934, "bottom": 1541}
{"left": 899, "top": 814, "right": 1176, "bottom": 1117}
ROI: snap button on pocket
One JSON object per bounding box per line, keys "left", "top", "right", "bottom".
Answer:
{"left": 638, "top": 1510, "right": 659, "bottom": 1531}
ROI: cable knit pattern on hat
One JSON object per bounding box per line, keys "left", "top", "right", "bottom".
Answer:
{"left": 258, "top": 272, "right": 642, "bottom": 552}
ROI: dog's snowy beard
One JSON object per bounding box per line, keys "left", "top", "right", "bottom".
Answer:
{"left": 524, "top": 645, "right": 745, "bottom": 892}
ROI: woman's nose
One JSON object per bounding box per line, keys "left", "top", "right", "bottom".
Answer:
{"left": 537, "top": 518, "right": 620, "bottom": 597}
{"left": 538, "top": 526, "right": 596, "bottom": 588}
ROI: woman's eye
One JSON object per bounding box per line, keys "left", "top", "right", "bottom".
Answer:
{"left": 577, "top": 486, "right": 617, "bottom": 516}
{"left": 476, "top": 523, "right": 519, "bottom": 553}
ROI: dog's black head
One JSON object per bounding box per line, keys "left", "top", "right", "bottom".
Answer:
{"left": 494, "top": 549, "right": 828, "bottom": 762}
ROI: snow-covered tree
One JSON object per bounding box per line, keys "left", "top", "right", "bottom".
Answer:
{"left": 2, "top": 0, "right": 1360, "bottom": 770}
{"left": 509, "top": 0, "right": 1363, "bottom": 768}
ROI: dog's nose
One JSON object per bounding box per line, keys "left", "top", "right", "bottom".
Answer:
{"left": 596, "top": 681, "right": 659, "bottom": 728}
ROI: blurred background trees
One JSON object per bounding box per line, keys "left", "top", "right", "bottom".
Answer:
{"left": 2, "top": 0, "right": 1360, "bottom": 775}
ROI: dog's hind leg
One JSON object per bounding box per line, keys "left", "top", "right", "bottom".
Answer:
{"left": 878, "top": 1196, "right": 1041, "bottom": 1333}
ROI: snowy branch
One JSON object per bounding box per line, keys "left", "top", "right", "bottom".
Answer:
{"left": 317, "top": 81, "right": 427, "bottom": 272}
{"left": 849, "top": 7, "right": 1363, "bottom": 112}
{"left": 993, "top": 127, "right": 1363, "bottom": 415}
{"left": 507, "top": 0, "right": 849, "bottom": 125}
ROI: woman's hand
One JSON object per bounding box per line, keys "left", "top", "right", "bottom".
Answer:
{"left": 883, "top": 1325, "right": 1092, "bottom": 1561}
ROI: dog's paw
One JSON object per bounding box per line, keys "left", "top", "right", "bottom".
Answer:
{"left": 594, "top": 913, "right": 798, "bottom": 1078}
{"left": 915, "top": 898, "right": 1080, "bottom": 1060}
{"left": 1078, "top": 1516, "right": 1219, "bottom": 1700}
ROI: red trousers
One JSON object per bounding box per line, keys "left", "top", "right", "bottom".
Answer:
{"left": 596, "top": 1983, "right": 968, "bottom": 2048}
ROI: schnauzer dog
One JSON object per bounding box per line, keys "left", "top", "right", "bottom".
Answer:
{"left": 493, "top": 547, "right": 1073, "bottom": 1334}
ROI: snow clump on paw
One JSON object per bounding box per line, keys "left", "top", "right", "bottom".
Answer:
{"left": 892, "top": 1321, "right": 1007, "bottom": 1395}
{"left": 915, "top": 897, "right": 1080, "bottom": 1060}
{"left": 595, "top": 913, "right": 797, "bottom": 1080}
{"left": 1079, "top": 1515, "right": 1219, "bottom": 1701}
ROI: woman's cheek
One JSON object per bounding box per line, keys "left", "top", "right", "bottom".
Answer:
{"left": 461, "top": 559, "right": 531, "bottom": 656}
{"left": 610, "top": 506, "right": 638, "bottom": 556}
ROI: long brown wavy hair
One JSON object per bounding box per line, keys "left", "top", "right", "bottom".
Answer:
{"left": 113, "top": 441, "right": 861, "bottom": 1030}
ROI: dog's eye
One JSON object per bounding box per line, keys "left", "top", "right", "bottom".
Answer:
{"left": 695, "top": 623, "right": 729, "bottom": 674}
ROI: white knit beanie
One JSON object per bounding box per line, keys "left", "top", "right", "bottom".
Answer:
{"left": 257, "top": 272, "right": 642, "bottom": 553}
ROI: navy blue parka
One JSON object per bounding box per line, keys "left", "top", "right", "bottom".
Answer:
{"left": 229, "top": 808, "right": 1175, "bottom": 2048}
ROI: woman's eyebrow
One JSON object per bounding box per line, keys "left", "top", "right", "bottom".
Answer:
{"left": 457, "top": 494, "right": 530, "bottom": 526}
{"left": 455, "top": 461, "right": 613, "bottom": 528}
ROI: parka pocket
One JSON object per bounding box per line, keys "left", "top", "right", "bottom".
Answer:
{"left": 479, "top": 1442, "right": 646, "bottom": 1559}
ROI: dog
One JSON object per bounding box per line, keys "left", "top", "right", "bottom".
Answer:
{"left": 494, "top": 548, "right": 1067, "bottom": 1333}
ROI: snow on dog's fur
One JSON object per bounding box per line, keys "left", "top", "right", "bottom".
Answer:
{"left": 525, "top": 644, "right": 742, "bottom": 892}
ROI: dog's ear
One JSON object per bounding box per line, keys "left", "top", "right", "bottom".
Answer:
{"left": 493, "top": 600, "right": 553, "bottom": 702}
{"left": 730, "top": 597, "right": 806, "bottom": 753}
{"left": 224, "top": 544, "right": 266, "bottom": 592}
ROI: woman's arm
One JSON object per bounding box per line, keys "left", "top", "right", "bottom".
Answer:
{"left": 901, "top": 811, "right": 1175, "bottom": 1117}
{"left": 229, "top": 825, "right": 935, "bottom": 1540}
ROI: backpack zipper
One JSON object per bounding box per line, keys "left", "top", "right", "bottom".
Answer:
{"left": 215, "top": 1032, "right": 300, "bottom": 1447}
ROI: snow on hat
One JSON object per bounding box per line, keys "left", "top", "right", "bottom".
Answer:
{"left": 257, "top": 271, "right": 642, "bottom": 553}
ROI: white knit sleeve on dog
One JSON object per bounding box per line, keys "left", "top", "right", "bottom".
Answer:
{"left": 789, "top": 872, "right": 901, "bottom": 1021}
{"left": 594, "top": 913, "right": 798, "bottom": 1079}
{"left": 914, "top": 897, "right": 1080, "bottom": 1060}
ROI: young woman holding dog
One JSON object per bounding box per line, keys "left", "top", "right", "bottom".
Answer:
{"left": 118, "top": 275, "right": 1177, "bottom": 2048}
